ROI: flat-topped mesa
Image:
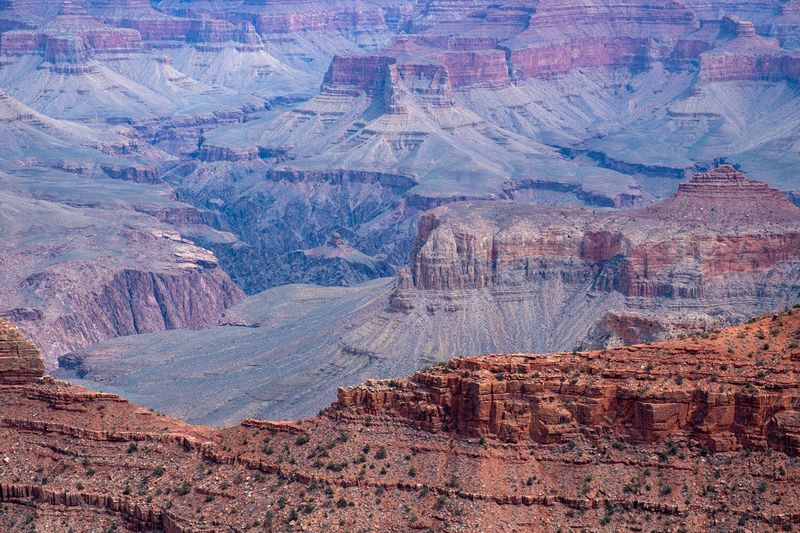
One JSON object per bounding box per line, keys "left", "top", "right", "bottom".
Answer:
{"left": 322, "top": 53, "right": 456, "bottom": 108}
{"left": 698, "top": 16, "right": 799, "bottom": 83}
{"left": 0, "top": 319, "right": 44, "bottom": 384}
{"left": 0, "top": 0, "right": 142, "bottom": 62}
{"left": 335, "top": 310, "right": 800, "bottom": 455}
{"left": 647, "top": 164, "right": 800, "bottom": 225}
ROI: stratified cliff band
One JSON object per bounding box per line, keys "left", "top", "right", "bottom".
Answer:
{"left": 2, "top": 308, "right": 800, "bottom": 531}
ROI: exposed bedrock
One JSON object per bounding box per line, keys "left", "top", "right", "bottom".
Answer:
{"left": 13, "top": 266, "right": 242, "bottom": 366}
{"left": 0, "top": 318, "right": 44, "bottom": 384}
{"left": 395, "top": 166, "right": 800, "bottom": 349}
{"left": 179, "top": 168, "right": 424, "bottom": 293}
{"left": 0, "top": 1, "right": 143, "bottom": 62}
{"left": 5, "top": 310, "right": 800, "bottom": 531}
{"left": 505, "top": 37, "right": 658, "bottom": 80}
{"left": 698, "top": 17, "right": 800, "bottom": 83}
{"left": 233, "top": 0, "right": 390, "bottom": 35}
{"left": 0, "top": 170, "right": 244, "bottom": 365}
{"left": 335, "top": 310, "right": 800, "bottom": 456}
{"left": 410, "top": 166, "right": 800, "bottom": 292}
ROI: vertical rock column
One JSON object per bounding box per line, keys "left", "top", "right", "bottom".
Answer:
{"left": 0, "top": 319, "right": 45, "bottom": 384}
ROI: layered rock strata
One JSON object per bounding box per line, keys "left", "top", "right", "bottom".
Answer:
{"left": 337, "top": 310, "right": 800, "bottom": 455}
{"left": 0, "top": 167, "right": 244, "bottom": 365}
{"left": 3, "top": 311, "right": 800, "bottom": 531}
{"left": 0, "top": 319, "right": 43, "bottom": 384}
{"left": 396, "top": 166, "right": 800, "bottom": 350}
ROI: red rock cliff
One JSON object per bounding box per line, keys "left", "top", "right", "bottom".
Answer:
{"left": 336, "top": 309, "right": 800, "bottom": 455}
{"left": 0, "top": 319, "right": 44, "bottom": 384}
{"left": 410, "top": 166, "right": 800, "bottom": 296}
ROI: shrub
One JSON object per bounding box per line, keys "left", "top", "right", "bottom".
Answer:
{"left": 435, "top": 495, "right": 447, "bottom": 510}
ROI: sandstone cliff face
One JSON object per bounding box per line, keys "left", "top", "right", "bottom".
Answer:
{"left": 0, "top": 319, "right": 43, "bottom": 384}
{"left": 336, "top": 310, "right": 800, "bottom": 455}
{"left": 389, "top": 167, "right": 800, "bottom": 352}
{"left": 2, "top": 310, "right": 800, "bottom": 531}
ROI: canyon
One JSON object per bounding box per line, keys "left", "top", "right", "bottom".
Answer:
{"left": 0, "top": 1, "right": 797, "bottom": 303}
{"left": 2, "top": 300, "right": 800, "bottom": 530}
{"left": 0, "top": 0, "right": 797, "bottom": 442}
{"left": 58, "top": 166, "right": 800, "bottom": 424}
{"left": 0, "top": 4, "right": 798, "bottom": 529}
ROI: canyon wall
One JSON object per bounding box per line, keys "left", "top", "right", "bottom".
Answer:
{"left": 2, "top": 308, "right": 800, "bottom": 531}
{"left": 336, "top": 310, "right": 800, "bottom": 455}
{"left": 394, "top": 166, "right": 800, "bottom": 350}
{"left": 0, "top": 318, "right": 43, "bottom": 384}
{"left": 13, "top": 266, "right": 243, "bottom": 363}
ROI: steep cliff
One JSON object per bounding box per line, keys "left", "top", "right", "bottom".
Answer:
{"left": 0, "top": 167, "right": 243, "bottom": 366}
{"left": 59, "top": 167, "right": 800, "bottom": 425}
{"left": 0, "top": 318, "right": 44, "bottom": 384}
{"left": 337, "top": 309, "right": 800, "bottom": 454}
{"left": 4, "top": 309, "right": 800, "bottom": 531}
{"left": 398, "top": 166, "right": 800, "bottom": 350}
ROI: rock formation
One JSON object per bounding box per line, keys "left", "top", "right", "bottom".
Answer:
{"left": 0, "top": 319, "right": 44, "bottom": 384}
{"left": 57, "top": 167, "right": 800, "bottom": 425}
{"left": 403, "top": 166, "right": 800, "bottom": 343}
{"left": 0, "top": 165, "right": 244, "bottom": 366}
{"left": 4, "top": 309, "right": 800, "bottom": 531}
{"left": 0, "top": 0, "right": 798, "bottom": 301}
{"left": 337, "top": 309, "right": 800, "bottom": 454}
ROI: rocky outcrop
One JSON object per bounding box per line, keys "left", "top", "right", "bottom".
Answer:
{"left": 0, "top": 1, "right": 142, "bottom": 62}
{"left": 506, "top": 37, "right": 656, "bottom": 79}
{"left": 0, "top": 319, "right": 44, "bottom": 384}
{"left": 234, "top": 0, "right": 389, "bottom": 35}
{"left": 336, "top": 310, "right": 800, "bottom": 453}
{"left": 698, "top": 16, "right": 800, "bottom": 83}
{"left": 391, "top": 166, "right": 800, "bottom": 351}
{"left": 19, "top": 266, "right": 243, "bottom": 362}
{"left": 0, "top": 168, "right": 244, "bottom": 365}
{"left": 2, "top": 310, "right": 800, "bottom": 531}
{"left": 410, "top": 166, "right": 800, "bottom": 293}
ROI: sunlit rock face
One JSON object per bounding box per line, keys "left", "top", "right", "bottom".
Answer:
{"left": 4, "top": 311, "right": 800, "bottom": 531}
{"left": 0, "top": 318, "right": 44, "bottom": 384}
